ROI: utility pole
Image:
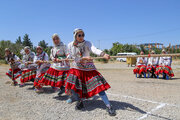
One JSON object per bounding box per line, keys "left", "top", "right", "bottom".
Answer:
{"left": 98, "top": 40, "right": 100, "bottom": 49}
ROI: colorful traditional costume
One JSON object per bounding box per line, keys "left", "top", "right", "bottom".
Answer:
{"left": 147, "top": 51, "right": 159, "bottom": 78}
{"left": 65, "top": 28, "right": 115, "bottom": 116}
{"left": 33, "top": 47, "right": 50, "bottom": 89}
{"left": 39, "top": 41, "right": 70, "bottom": 88}
{"left": 5, "top": 49, "right": 21, "bottom": 84}
{"left": 155, "top": 56, "right": 174, "bottom": 78}
{"left": 133, "top": 57, "right": 148, "bottom": 77}
{"left": 19, "top": 47, "right": 36, "bottom": 86}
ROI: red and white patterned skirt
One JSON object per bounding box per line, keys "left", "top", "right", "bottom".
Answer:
{"left": 20, "top": 69, "right": 36, "bottom": 83}
{"left": 39, "top": 67, "right": 69, "bottom": 87}
{"left": 65, "top": 68, "right": 111, "bottom": 99}
{"left": 6, "top": 68, "right": 21, "bottom": 80}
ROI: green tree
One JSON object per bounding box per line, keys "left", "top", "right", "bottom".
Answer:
{"left": 104, "top": 49, "right": 109, "bottom": 54}
{"left": 0, "top": 40, "right": 23, "bottom": 59}
{"left": 38, "top": 40, "right": 48, "bottom": 50}
{"left": 15, "top": 36, "right": 22, "bottom": 45}
{"left": 139, "top": 45, "right": 148, "bottom": 54}
{"left": 109, "top": 42, "right": 123, "bottom": 55}
{"left": 22, "top": 34, "right": 33, "bottom": 48}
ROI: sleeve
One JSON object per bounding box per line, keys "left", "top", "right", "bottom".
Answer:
{"left": 170, "top": 57, "right": 172, "bottom": 66}
{"left": 155, "top": 57, "right": 159, "bottom": 65}
{"left": 69, "top": 43, "right": 81, "bottom": 62}
{"left": 67, "top": 43, "right": 73, "bottom": 59}
{"left": 33, "top": 55, "right": 38, "bottom": 63}
{"left": 14, "top": 55, "right": 20, "bottom": 61}
{"left": 44, "top": 53, "right": 49, "bottom": 61}
{"left": 136, "top": 57, "right": 140, "bottom": 65}
{"left": 22, "top": 55, "right": 26, "bottom": 63}
{"left": 165, "top": 57, "right": 172, "bottom": 66}
{"left": 64, "top": 45, "right": 70, "bottom": 58}
{"left": 87, "top": 41, "right": 104, "bottom": 56}
{"left": 50, "top": 48, "right": 55, "bottom": 61}
{"left": 144, "top": 57, "right": 148, "bottom": 65}
{"left": 158, "top": 57, "right": 163, "bottom": 65}
{"left": 5, "top": 56, "right": 8, "bottom": 62}
{"left": 148, "top": 57, "right": 152, "bottom": 65}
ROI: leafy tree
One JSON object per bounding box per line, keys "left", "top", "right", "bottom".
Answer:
{"left": 0, "top": 40, "right": 23, "bottom": 59}
{"left": 109, "top": 42, "right": 123, "bottom": 55}
{"left": 104, "top": 49, "right": 109, "bottom": 54}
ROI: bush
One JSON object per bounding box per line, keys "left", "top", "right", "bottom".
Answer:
{"left": 0, "top": 59, "right": 7, "bottom": 64}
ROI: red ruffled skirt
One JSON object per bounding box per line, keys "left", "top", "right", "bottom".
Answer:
{"left": 133, "top": 65, "right": 147, "bottom": 74}
{"left": 6, "top": 68, "right": 21, "bottom": 80}
{"left": 147, "top": 65, "right": 158, "bottom": 72}
{"left": 33, "top": 73, "right": 45, "bottom": 88}
{"left": 20, "top": 69, "right": 36, "bottom": 83}
{"left": 155, "top": 65, "right": 174, "bottom": 77}
{"left": 164, "top": 65, "right": 174, "bottom": 77}
{"left": 39, "top": 67, "right": 68, "bottom": 87}
{"left": 65, "top": 68, "right": 111, "bottom": 99}
{"left": 155, "top": 65, "right": 163, "bottom": 75}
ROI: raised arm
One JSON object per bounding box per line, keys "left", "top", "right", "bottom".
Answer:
{"left": 88, "top": 42, "right": 104, "bottom": 56}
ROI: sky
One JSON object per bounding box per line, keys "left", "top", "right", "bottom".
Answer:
{"left": 0, "top": 0, "right": 180, "bottom": 50}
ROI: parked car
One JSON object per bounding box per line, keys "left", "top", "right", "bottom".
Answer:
{"left": 116, "top": 52, "right": 137, "bottom": 62}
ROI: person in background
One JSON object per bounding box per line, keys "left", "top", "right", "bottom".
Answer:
{"left": 133, "top": 51, "right": 148, "bottom": 78}
{"left": 155, "top": 49, "right": 174, "bottom": 79}
{"left": 33, "top": 46, "right": 50, "bottom": 93}
{"left": 147, "top": 50, "right": 159, "bottom": 78}
{"left": 5, "top": 48, "right": 21, "bottom": 86}
{"left": 38, "top": 34, "right": 71, "bottom": 102}
{"left": 19, "top": 46, "right": 36, "bottom": 87}
{"left": 65, "top": 28, "right": 116, "bottom": 116}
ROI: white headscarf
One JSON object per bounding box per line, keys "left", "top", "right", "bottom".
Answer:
{"left": 72, "top": 28, "right": 86, "bottom": 57}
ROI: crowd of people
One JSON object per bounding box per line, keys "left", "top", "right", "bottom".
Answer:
{"left": 4, "top": 28, "right": 116, "bottom": 116}
{"left": 4, "top": 28, "right": 176, "bottom": 116}
{"left": 133, "top": 50, "right": 174, "bottom": 79}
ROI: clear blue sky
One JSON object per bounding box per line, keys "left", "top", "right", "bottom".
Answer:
{"left": 0, "top": 0, "right": 180, "bottom": 49}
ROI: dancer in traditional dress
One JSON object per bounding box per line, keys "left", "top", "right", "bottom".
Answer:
{"left": 33, "top": 46, "right": 50, "bottom": 93}
{"left": 19, "top": 46, "right": 37, "bottom": 87}
{"left": 155, "top": 49, "right": 174, "bottom": 79}
{"left": 39, "top": 34, "right": 70, "bottom": 95}
{"left": 5, "top": 48, "right": 21, "bottom": 86}
{"left": 133, "top": 51, "right": 148, "bottom": 78}
{"left": 65, "top": 28, "right": 116, "bottom": 116}
{"left": 147, "top": 50, "right": 159, "bottom": 78}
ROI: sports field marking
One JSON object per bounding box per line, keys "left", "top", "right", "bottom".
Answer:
{"left": 107, "top": 93, "right": 178, "bottom": 107}
{"left": 107, "top": 93, "right": 179, "bottom": 120}
{"left": 137, "top": 103, "right": 166, "bottom": 120}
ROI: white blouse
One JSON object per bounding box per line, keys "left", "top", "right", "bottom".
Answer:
{"left": 33, "top": 52, "right": 50, "bottom": 73}
{"left": 148, "top": 57, "right": 159, "bottom": 65}
{"left": 5, "top": 54, "right": 21, "bottom": 69}
{"left": 68, "top": 41, "right": 104, "bottom": 71}
{"left": 50, "top": 44, "right": 70, "bottom": 71}
{"left": 136, "top": 57, "right": 148, "bottom": 66}
{"left": 159, "top": 57, "right": 172, "bottom": 66}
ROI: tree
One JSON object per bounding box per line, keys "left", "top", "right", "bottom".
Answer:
{"left": 0, "top": 40, "right": 23, "bottom": 59}
{"left": 139, "top": 45, "right": 148, "bottom": 54}
{"left": 104, "top": 49, "right": 109, "bottom": 54}
{"left": 38, "top": 40, "right": 48, "bottom": 49}
{"left": 22, "top": 34, "right": 33, "bottom": 48}
{"left": 109, "top": 42, "right": 123, "bottom": 55}
{"left": 15, "top": 36, "right": 22, "bottom": 45}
